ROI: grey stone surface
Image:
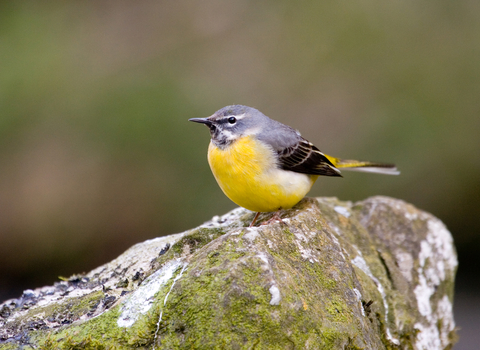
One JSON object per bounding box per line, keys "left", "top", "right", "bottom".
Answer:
{"left": 0, "top": 196, "right": 457, "bottom": 349}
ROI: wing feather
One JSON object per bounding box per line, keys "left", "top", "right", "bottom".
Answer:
{"left": 277, "top": 138, "right": 342, "bottom": 177}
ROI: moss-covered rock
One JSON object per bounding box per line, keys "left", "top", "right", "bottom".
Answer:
{"left": 0, "top": 196, "right": 457, "bottom": 349}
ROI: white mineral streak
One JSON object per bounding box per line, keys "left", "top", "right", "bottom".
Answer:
{"left": 117, "top": 260, "right": 185, "bottom": 328}
{"left": 334, "top": 206, "right": 351, "bottom": 218}
{"left": 257, "top": 252, "right": 282, "bottom": 306}
{"left": 2, "top": 234, "right": 186, "bottom": 326}
{"left": 244, "top": 227, "right": 260, "bottom": 242}
{"left": 292, "top": 227, "right": 318, "bottom": 262}
{"left": 202, "top": 207, "right": 246, "bottom": 229}
{"left": 413, "top": 218, "right": 457, "bottom": 350}
{"left": 269, "top": 285, "right": 281, "bottom": 306}
{"left": 353, "top": 288, "right": 365, "bottom": 316}
{"left": 88, "top": 233, "right": 186, "bottom": 291}
{"left": 404, "top": 210, "right": 418, "bottom": 221}
{"left": 329, "top": 233, "right": 347, "bottom": 261}
{"left": 152, "top": 263, "right": 188, "bottom": 350}
{"left": 351, "top": 252, "right": 400, "bottom": 345}
{"left": 257, "top": 252, "right": 270, "bottom": 266}
{"left": 395, "top": 251, "right": 413, "bottom": 282}
{"left": 437, "top": 295, "right": 455, "bottom": 345}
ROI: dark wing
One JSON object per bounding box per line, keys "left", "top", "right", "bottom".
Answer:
{"left": 277, "top": 138, "right": 342, "bottom": 177}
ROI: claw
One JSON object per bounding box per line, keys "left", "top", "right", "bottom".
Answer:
{"left": 260, "top": 210, "right": 285, "bottom": 226}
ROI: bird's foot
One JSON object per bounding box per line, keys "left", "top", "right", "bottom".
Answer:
{"left": 249, "top": 210, "right": 286, "bottom": 227}
{"left": 260, "top": 210, "right": 285, "bottom": 226}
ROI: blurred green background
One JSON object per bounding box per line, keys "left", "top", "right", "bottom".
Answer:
{"left": 1, "top": 1, "right": 479, "bottom": 347}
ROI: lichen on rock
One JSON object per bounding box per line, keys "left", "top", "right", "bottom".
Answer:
{"left": 0, "top": 196, "right": 457, "bottom": 349}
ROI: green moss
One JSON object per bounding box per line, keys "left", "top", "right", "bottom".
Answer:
{"left": 26, "top": 273, "right": 199, "bottom": 349}
{"left": 32, "top": 305, "right": 122, "bottom": 349}
{"left": 325, "top": 297, "right": 347, "bottom": 321}
{"left": 39, "top": 334, "right": 114, "bottom": 350}
{"left": 170, "top": 228, "right": 226, "bottom": 256}
{"left": 66, "top": 291, "right": 105, "bottom": 317}
{"left": 1, "top": 289, "right": 106, "bottom": 349}
{"left": 153, "top": 244, "right": 295, "bottom": 348}
{"left": 0, "top": 343, "right": 23, "bottom": 350}
{"left": 318, "top": 328, "right": 354, "bottom": 349}
{"left": 150, "top": 224, "right": 363, "bottom": 348}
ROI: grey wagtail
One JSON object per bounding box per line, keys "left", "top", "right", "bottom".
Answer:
{"left": 190, "top": 105, "right": 399, "bottom": 227}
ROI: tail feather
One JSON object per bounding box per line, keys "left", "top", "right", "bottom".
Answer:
{"left": 325, "top": 156, "right": 400, "bottom": 175}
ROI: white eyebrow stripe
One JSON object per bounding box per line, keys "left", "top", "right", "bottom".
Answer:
{"left": 222, "top": 113, "right": 246, "bottom": 125}
{"left": 232, "top": 113, "right": 246, "bottom": 120}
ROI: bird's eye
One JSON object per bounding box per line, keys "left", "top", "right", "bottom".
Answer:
{"left": 228, "top": 117, "right": 236, "bottom": 124}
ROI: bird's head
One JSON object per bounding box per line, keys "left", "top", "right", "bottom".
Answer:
{"left": 189, "top": 105, "right": 265, "bottom": 148}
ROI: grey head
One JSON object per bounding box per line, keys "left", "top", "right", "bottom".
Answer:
{"left": 189, "top": 105, "right": 301, "bottom": 150}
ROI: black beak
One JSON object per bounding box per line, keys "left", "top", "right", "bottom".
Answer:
{"left": 189, "top": 118, "right": 213, "bottom": 127}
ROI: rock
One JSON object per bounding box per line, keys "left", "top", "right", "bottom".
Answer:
{"left": 0, "top": 196, "right": 457, "bottom": 350}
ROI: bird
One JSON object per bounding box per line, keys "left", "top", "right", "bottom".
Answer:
{"left": 189, "top": 105, "right": 399, "bottom": 227}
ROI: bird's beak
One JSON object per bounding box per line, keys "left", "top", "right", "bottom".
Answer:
{"left": 189, "top": 117, "right": 213, "bottom": 127}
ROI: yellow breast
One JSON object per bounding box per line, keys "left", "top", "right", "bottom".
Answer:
{"left": 207, "top": 136, "right": 317, "bottom": 212}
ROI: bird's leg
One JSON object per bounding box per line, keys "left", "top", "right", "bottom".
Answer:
{"left": 249, "top": 212, "right": 261, "bottom": 227}
{"left": 261, "top": 209, "right": 285, "bottom": 226}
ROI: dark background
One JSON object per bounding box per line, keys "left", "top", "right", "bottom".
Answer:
{"left": 1, "top": 1, "right": 478, "bottom": 348}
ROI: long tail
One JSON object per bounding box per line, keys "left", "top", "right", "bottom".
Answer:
{"left": 325, "top": 155, "right": 400, "bottom": 175}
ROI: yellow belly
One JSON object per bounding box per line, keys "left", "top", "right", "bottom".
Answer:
{"left": 207, "top": 136, "right": 317, "bottom": 212}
